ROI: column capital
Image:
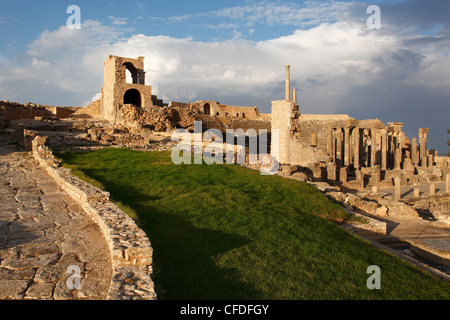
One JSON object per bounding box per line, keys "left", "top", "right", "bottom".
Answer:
{"left": 419, "top": 128, "right": 429, "bottom": 137}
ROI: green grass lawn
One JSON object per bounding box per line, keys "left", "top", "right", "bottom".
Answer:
{"left": 56, "top": 148, "right": 450, "bottom": 300}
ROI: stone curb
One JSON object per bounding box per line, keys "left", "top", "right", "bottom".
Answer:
{"left": 30, "top": 136, "right": 157, "bottom": 300}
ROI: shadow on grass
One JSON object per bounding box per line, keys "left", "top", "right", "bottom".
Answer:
{"left": 83, "top": 173, "right": 263, "bottom": 300}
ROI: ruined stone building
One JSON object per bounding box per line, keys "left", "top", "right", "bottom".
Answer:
{"left": 101, "top": 55, "right": 166, "bottom": 122}
{"left": 271, "top": 65, "right": 448, "bottom": 190}
{"left": 92, "top": 55, "right": 447, "bottom": 190}
{"left": 88, "top": 55, "right": 271, "bottom": 135}
{"left": 4, "top": 54, "right": 446, "bottom": 192}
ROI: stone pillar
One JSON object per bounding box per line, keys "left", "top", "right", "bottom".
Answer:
{"left": 430, "top": 183, "right": 436, "bottom": 196}
{"left": 414, "top": 188, "right": 420, "bottom": 197}
{"left": 421, "top": 156, "right": 428, "bottom": 168}
{"left": 394, "top": 177, "right": 402, "bottom": 201}
{"left": 370, "top": 129, "right": 377, "bottom": 167}
{"left": 270, "top": 100, "right": 295, "bottom": 164}
{"left": 327, "top": 162, "right": 337, "bottom": 182}
{"left": 398, "top": 131, "right": 404, "bottom": 151}
{"left": 372, "top": 165, "right": 381, "bottom": 186}
{"left": 380, "top": 129, "right": 387, "bottom": 171}
{"left": 411, "top": 137, "right": 418, "bottom": 166}
{"left": 327, "top": 129, "right": 334, "bottom": 161}
{"left": 340, "top": 167, "right": 347, "bottom": 184}
{"left": 446, "top": 173, "right": 450, "bottom": 194}
{"left": 353, "top": 127, "right": 360, "bottom": 169}
{"left": 387, "top": 132, "right": 393, "bottom": 169}
{"left": 285, "top": 65, "right": 291, "bottom": 102}
{"left": 344, "top": 127, "right": 350, "bottom": 166}
{"left": 419, "top": 128, "right": 429, "bottom": 168}
{"left": 394, "top": 147, "right": 401, "bottom": 170}
{"left": 311, "top": 133, "right": 317, "bottom": 147}
{"left": 293, "top": 88, "right": 297, "bottom": 105}
{"left": 336, "top": 128, "right": 343, "bottom": 166}
{"left": 428, "top": 153, "right": 434, "bottom": 167}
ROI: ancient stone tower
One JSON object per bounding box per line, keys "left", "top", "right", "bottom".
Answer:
{"left": 101, "top": 55, "right": 153, "bottom": 121}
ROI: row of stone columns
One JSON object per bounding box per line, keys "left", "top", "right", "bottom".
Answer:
{"left": 327, "top": 125, "right": 431, "bottom": 171}
{"left": 394, "top": 173, "right": 450, "bottom": 200}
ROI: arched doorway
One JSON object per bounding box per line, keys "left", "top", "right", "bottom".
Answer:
{"left": 124, "top": 89, "right": 142, "bottom": 108}
{"left": 203, "top": 103, "right": 211, "bottom": 115}
{"left": 123, "top": 62, "right": 138, "bottom": 84}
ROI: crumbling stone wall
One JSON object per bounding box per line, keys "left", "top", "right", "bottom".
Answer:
{"left": 72, "top": 99, "right": 102, "bottom": 119}
{"left": 270, "top": 66, "right": 450, "bottom": 190}
{"left": 101, "top": 55, "right": 155, "bottom": 121}
{"left": 31, "top": 136, "right": 156, "bottom": 300}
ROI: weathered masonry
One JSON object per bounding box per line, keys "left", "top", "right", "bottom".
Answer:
{"left": 101, "top": 55, "right": 166, "bottom": 122}
{"left": 271, "top": 65, "right": 448, "bottom": 189}
{"left": 97, "top": 55, "right": 270, "bottom": 133}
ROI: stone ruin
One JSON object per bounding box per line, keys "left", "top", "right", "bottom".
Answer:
{"left": 1, "top": 54, "right": 450, "bottom": 274}
{"left": 1, "top": 56, "right": 448, "bottom": 194}
{"left": 272, "top": 65, "right": 450, "bottom": 226}
{"left": 1, "top": 55, "right": 448, "bottom": 201}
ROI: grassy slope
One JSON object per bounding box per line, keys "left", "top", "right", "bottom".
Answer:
{"left": 56, "top": 148, "right": 450, "bottom": 300}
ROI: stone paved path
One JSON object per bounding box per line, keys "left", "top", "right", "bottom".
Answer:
{"left": 0, "top": 136, "right": 112, "bottom": 299}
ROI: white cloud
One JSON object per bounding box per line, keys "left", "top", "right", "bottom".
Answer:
{"left": 109, "top": 16, "right": 128, "bottom": 25}
{"left": 0, "top": 4, "right": 449, "bottom": 151}
{"left": 1, "top": 17, "right": 448, "bottom": 108}
{"left": 165, "top": 0, "right": 363, "bottom": 30}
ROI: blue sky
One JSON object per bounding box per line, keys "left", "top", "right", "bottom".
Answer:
{"left": 0, "top": 0, "right": 449, "bottom": 153}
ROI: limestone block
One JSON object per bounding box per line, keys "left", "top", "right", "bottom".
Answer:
{"left": 344, "top": 194, "right": 379, "bottom": 214}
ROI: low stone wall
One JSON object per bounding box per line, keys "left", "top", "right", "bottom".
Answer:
{"left": 30, "top": 136, "right": 156, "bottom": 300}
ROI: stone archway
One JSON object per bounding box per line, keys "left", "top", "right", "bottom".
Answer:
{"left": 124, "top": 89, "right": 142, "bottom": 108}
{"left": 203, "top": 103, "right": 211, "bottom": 115}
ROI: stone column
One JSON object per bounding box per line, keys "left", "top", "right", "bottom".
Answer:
{"left": 293, "top": 88, "right": 297, "bottom": 105}
{"left": 429, "top": 183, "right": 436, "bottom": 196}
{"left": 340, "top": 167, "right": 347, "bottom": 184}
{"left": 285, "top": 65, "right": 291, "bottom": 102}
{"left": 428, "top": 153, "right": 434, "bottom": 167}
{"left": 372, "top": 165, "right": 381, "bottom": 186}
{"left": 419, "top": 128, "right": 429, "bottom": 168}
{"left": 311, "top": 133, "right": 317, "bottom": 147}
{"left": 327, "top": 162, "right": 337, "bottom": 182}
{"left": 387, "top": 131, "right": 393, "bottom": 169}
{"left": 370, "top": 129, "right": 377, "bottom": 167}
{"left": 394, "top": 177, "right": 402, "bottom": 201}
{"left": 411, "top": 137, "right": 418, "bottom": 166}
{"left": 353, "top": 127, "right": 360, "bottom": 169}
{"left": 327, "top": 129, "right": 334, "bottom": 161}
{"left": 380, "top": 129, "right": 387, "bottom": 171}
{"left": 394, "top": 147, "right": 401, "bottom": 170}
{"left": 344, "top": 127, "right": 351, "bottom": 166}
{"left": 446, "top": 173, "right": 450, "bottom": 194}
{"left": 336, "top": 128, "right": 343, "bottom": 166}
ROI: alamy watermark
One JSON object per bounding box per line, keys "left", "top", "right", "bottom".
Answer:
{"left": 66, "top": 265, "right": 81, "bottom": 290}
{"left": 66, "top": 5, "right": 81, "bottom": 30}
{"left": 367, "top": 5, "right": 381, "bottom": 30}
{"left": 171, "top": 121, "right": 279, "bottom": 175}
{"left": 366, "top": 265, "right": 381, "bottom": 289}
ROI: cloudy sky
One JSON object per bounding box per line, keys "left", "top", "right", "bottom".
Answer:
{"left": 0, "top": 0, "right": 449, "bottom": 153}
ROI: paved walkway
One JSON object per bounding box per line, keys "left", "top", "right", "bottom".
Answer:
{"left": 0, "top": 136, "right": 112, "bottom": 299}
